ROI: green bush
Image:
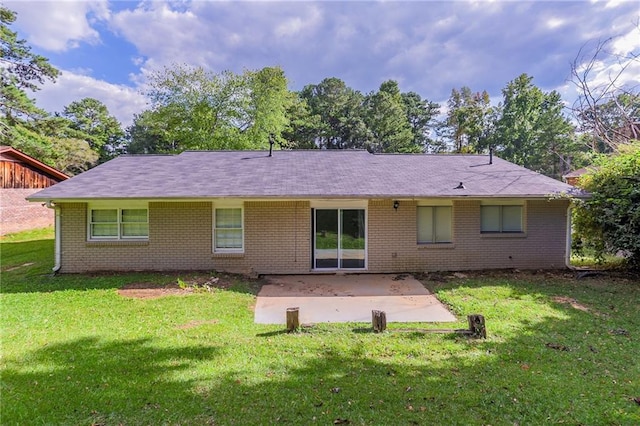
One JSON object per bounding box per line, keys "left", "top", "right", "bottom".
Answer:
{"left": 572, "top": 142, "right": 640, "bottom": 268}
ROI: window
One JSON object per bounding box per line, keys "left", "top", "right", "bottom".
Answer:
{"left": 481, "top": 205, "right": 523, "bottom": 233}
{"left": 214, "top": 208, "right": 243, "bottom": 251}
{"left": 89, "top": 208, "right": 148, "bottom": 240}
{"left": 417, "top": 206, "right": 452, "bottom": 244}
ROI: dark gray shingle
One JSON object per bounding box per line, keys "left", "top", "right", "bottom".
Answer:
{"left": 28, "top": 150, "right": 580, "bottom": 201}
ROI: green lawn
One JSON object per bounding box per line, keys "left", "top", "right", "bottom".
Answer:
{"left": 1, "top": 228, "right": 639, "bottom": 425}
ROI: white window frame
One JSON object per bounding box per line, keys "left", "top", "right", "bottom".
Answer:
{"left": 213, "top": 204, "right": 244, "bottom": 253}
{"left": 417, "top": 205, "right": 452, "bottom": 244}
{"left": 480, "top": 204, "right": 524, "bottom": 233}
{"left": 87, "top": 202, "right": 149, "bottom": 241}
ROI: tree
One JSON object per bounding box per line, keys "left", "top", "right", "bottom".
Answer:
{"left": 569, "top": 31, "right": 640, "bottom": 152}
{"left": 572, "top": 142, "right": 640, "bottom": 268}
{"left": 298, "top": 77, "right": 369, "bottom": 149}
{"left": 492, "top": 74, "right": 576, "bottom": 179}
{"left": 136, "top": 64, "right": 295, "bottom": 152}
{"left": 126, "top": 110, "right": 179, "bottom": 154}
{"left": 63, "top": 98, "right": 125, "bottom": 162}
{"left": 401, "top": 91, "right": 441, "bottom": 152}
{"left": 0, "top": 6, "right": 58, "bottom": 149}
{"left": 143, "top": 65, "right": 251, "bottom": 151}
{"left": 31, "top": 116, "right": 99, "bottom": 174}
{"left": 0, "top": 7, "right": 107, "bottom": 174}
{"left": 443, "top": 87, "right": 493, "bottom": 153}
{"left": 280, "top": 95, "right": 322, "bottom": 149}
{"left": 363, "top": 80, "right": 416, "bottom": 153}
{"left": 245, "top": 67, "right": 296, "bottom": 148}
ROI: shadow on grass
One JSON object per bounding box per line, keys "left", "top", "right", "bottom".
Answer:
{"left": 256, "top": 329, "right": 290, "bottom": 337}
{"left": 3, "top": 278, "right": 639, "bottom": 425}
{"left": 193, "top": 307, "right": 639, "bottom": 425}
{"left": 2, "top": 337, "right": 223, "bottom": 425}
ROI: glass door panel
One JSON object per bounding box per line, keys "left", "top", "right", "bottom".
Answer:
{"left": 314, "top": 208, "right": 366, "bottom": 270}
{"left": 340, "top": 209, "right": 365, "bottom": 269}
{"left": 315, "top": 209, "right": 338, "bottom": 269}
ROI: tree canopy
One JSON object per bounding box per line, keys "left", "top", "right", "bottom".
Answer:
{"left": 491, "top": 74, "right": 577, "bottom": 179}
{"left": 129, "top": 65, "right": 294, "bottom": 153}
{"left": 1, "top": 6, "right": 58, "bottom": 154}
{"left": 63, "top": 97, "right": 125, "bottom": 162}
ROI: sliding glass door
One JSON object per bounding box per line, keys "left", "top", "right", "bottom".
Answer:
{"left": 314, "top": 209, "right": 366, "bottom": 270}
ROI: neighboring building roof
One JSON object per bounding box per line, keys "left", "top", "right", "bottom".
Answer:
{"left": 28, "top": 150, "right": 583, "bottom": 201}
{"left": 562, "top": 166, "right": 598, "bottom": 180}
{"left": 0, "top": 146, "right": 69, "bottom": 182}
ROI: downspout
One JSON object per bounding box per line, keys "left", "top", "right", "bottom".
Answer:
{"left": 565, "top": 204, "right": 576, "bottom": 270}
{"left": 45, "top": 201, "right": 61, "bottom": 273}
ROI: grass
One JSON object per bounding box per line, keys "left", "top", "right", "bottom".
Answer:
{"left": 1, "top": 228, "right": 639, "bottom": 425}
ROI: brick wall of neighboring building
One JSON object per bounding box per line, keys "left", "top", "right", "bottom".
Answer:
{"left": 57, "top": 198, "right": 569, "bottom": 274}
{"left": 0, "top": 189, "right": 54, "bottom": 235}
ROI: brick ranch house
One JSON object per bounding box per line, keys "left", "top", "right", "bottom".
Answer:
{"left": 28, "top": 150, "right": 583, "bottom": 274}
{"left": 1, "top": 146, "right": 68, "bottom": 235}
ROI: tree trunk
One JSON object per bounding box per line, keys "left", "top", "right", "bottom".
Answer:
{"left": 286, "top": 307, "right": 299, "bottom": 332}
{"left": 468, "top": 314, "right": 486, "bottom": 338}
{"left": 372, "top": 310, "right": 387, "bottom": 333}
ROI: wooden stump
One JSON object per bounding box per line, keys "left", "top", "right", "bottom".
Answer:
{"left": 372, "top": 310, "right": 387, "bottom": 333}
{"left": 286, "top": 307, "right": 299, "bottom": 332}
{"left": 467, "top": 314, "right": 486, "bottom": 338}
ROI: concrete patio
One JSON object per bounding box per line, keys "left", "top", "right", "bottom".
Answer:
{"left": 255, "top": 274, "right": 457, "bottom": 324}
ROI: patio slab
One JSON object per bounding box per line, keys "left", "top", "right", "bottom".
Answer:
{"left": 255, "top": 274, "right": 457, "bottom": 324}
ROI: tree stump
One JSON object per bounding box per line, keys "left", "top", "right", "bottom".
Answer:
{"left": 372, "top": 310, "right": 387, "bottom": 333}
{"left": 286, "top": 307, "right": 299, "bottom": 332}
{"left": 467, "top": 314, "right": 486, "bottom": 338}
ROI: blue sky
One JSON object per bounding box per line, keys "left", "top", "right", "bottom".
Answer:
{"left": 7, "top": 0, "right": 640, "bottom": 127}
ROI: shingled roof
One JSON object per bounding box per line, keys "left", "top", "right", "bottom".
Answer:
{"left": 28, "top": 150, "right": 581, "bottom": 201}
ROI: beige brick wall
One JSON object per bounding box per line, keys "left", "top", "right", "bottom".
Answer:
{"left": 58, "top": 200, "right": 312, "bottom": 274}
{"left": 214, "top": 201, "right": 311, "bottom": 274}
{"left": 59, "top": 201, "right": 213, "bottom": 272}
{"left": 57, "top": 198, "right": 569, "bottom": 274}
{"left": 368, "top": 198, "right": 569, "bottom": 272}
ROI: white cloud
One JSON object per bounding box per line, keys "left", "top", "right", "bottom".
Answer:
{"left": 109, "top": 2, "right": 216, "bottom": 70}
{"left": 34, "top": 71, "right": 147, "bottom": 127}
{"left": 611, "top": 27, "right": 640, "bottom": 55}
{"left": 274, "top": 5, "right": 323, "bottom": 38}
{"left": 6, "top": 0, "right": 109, "bottom": 51}
{"left": 546, "top": 17, "right": 566, "bottom": 30}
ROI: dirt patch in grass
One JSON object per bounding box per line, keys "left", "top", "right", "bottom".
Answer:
{"left": 118, "top": 273, "right": 262, "bottom": 299}
{"left": 118, "top": 282, "right": 189, "bottom": 299}
{"left": 4, "top": 262, "right": 35, "bottom": 272}
{"left": 551, "top": 296, "right": 592, "bottom": 312}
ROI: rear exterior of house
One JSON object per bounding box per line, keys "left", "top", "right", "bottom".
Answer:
{"left": 28, "top": 150, "right": 579, "bottom": 274}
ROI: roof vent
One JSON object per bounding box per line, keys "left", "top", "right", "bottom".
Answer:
{"left": 489, "top": 147, "right": 493, "bottom": 165}
{"left": 268, "top": 134, "right": 274, "bottom": 157}
{"left": 454, "top": 182, "right": 465, "bottom": 189}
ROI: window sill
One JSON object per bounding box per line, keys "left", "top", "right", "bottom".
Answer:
{"left": 417, "top": 243, "right": 455, "bottom": 250}
{"left": 480, "top": 232, "right": 527, "bottom": 239}
{"left": 212, "top": 252, "right": 245, "bottom": 258}
{"left": 86, "top": 240, "right": 149, "bottom": 247}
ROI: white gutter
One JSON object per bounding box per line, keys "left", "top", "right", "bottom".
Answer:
{"left": 45, "top": 201, "right": 61, "bottom": 273}
{"left": 565, "top": 204, "right": 576, "bottom": 270}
